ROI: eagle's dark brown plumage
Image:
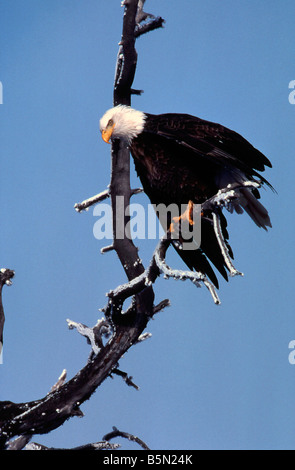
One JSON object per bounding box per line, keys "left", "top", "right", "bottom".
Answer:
{"left": 100, "top": 106, "right": 273, "bottom": 288}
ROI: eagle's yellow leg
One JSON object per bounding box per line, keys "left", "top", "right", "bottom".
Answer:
{"left": 169, "top": 200, "right": 195, "bottom": 232}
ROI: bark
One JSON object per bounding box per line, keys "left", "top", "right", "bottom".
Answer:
{"left": 0, "top": 0, "right": 164, "bottom": 450}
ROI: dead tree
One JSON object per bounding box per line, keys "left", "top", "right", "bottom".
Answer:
{"left": 0, "top": 0, "right": 165, "bottom": 450}
{"left": 0, "top": 0, "right": 250, "bottom": 450}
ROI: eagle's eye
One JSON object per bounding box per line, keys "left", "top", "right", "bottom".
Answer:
{"left": 107, "top": 118, "right": 114, "bottom": 127}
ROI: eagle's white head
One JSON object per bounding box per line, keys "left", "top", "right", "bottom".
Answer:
{"left": 99, "top": 105, "right": 146, "bottom": 144}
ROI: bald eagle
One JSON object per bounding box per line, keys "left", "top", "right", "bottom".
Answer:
{"left": 100, "top": 105, "right": 273, "bottom": 288}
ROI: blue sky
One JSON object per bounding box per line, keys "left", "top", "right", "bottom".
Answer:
{"left": 1, "top": 0, "right": 295, "bottom": 450}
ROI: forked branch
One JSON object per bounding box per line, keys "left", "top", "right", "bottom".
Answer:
{"left": 106, "top": 182, "right": 256, "bottom": 309}
{"left": 0, "top": 0, "right": 164, "bottom": 450}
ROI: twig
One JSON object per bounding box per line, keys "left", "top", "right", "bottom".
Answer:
{"left": 130, "top": 88, "right": 144, "bottom": 95}
{"left": 100, "top": 244, "right": 115, "bottom": 254}
{"left": 50, "top": 369, "right": 67, "bottom": 393}
{"left": 74, "top": 188, "right": 143, "bottom": 213}
{"left": 103, "top": 426, "right": 150, "bottom": 450}
{"left": 112, "top": 368, "right": 139, "bottom": 390}
{"left": 74, "top": 189, "right": 110, "bottom": 213}
{"left": 67, "top": 318, "right": 113, "bottom": 356}
{"left": 135, "top": 331, "right": 152, "bottom": 343}
{"left": 135, "top": 16, "right": 165, "bottom": 37}
{"left": 153, "top": 298, "right": 170, "bottom": 314}
{"left": 131, "top": 187, "right": 143, "bottom": 196}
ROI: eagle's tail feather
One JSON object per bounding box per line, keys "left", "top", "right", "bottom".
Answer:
{"left": 233, "top": 187, "right": 272, "bottom": 230}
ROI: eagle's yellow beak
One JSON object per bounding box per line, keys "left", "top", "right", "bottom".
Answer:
{"left": 101, "top": 122, "right": 115, "bottom": 144}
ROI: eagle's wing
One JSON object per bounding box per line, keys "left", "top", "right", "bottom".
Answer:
{"left": 131, "top": 113, "right": 273, "bottom": 287}
{"left": 144, "top": 113, "right": 273, "bottom": 188}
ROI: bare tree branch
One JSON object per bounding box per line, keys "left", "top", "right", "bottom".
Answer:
{"left": 212, "top": 212, "right": 243, "bottom": 277}
{"left": 25, "top": 439, "right": 120, "bottom": 451}
{"left": 50, "top": 369, "right": 68, "bottom": 393}
{"left": 0, "top": 268, "right": 14, "bottom": 357}
{"left": 105, "top": 182, "right": 256, "bottom": 309}
{"left": 111, "top": 368, "right": 140, "bottom": 390}
{"left": 103, "top": 426, "right": 150, "bottom": 450}
{"left": 74, "top": 189, "right": 110, "bottom": 213}
{"left": 135, "top": 16, "right": 165, "bottom": 37}
{"left": 74, "top": 187, "right": 143, "bottom": 213}
{"left": 106, "top": 220, "right": 221, "bottom": 307}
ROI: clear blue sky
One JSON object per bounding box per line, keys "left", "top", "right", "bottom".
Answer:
{"left": 1, "top": 0, "right": 295, "bottom": 450}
